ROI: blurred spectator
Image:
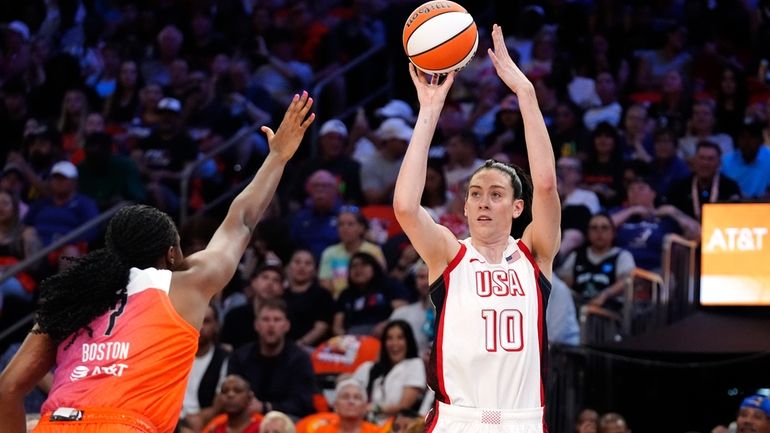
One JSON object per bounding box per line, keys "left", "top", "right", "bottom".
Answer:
{"left": 361, "top": 118, "right": 412, "bottom": 204}
{"left": 260, "top": 411, "right": 296, "bottom": 433}
{"left": 557, "top": 213, "right": 636, "bottom": 312}
{"left": 620, "top": 104, "right": 654, "bottom": 163}
{"left": 668, "top": 141, "right": 741, "bottom": 219}
{"left": 57, "top": 88, "right": 90, "bottom": 157}
{"left": 222, "top": 264, "right": 285, "bottom": 349}
{"left": 711, "top": 394, "right": 770, "bottom": 433}
{"left": 284, "top": 249, "right": 335, "bottom": 348}
{"left": 333, "top": 252, "right": 409, "bottom": 337}
{"left": 545, "top": 275, "right": 580, "bottom": 346}
{"left": 598, "top": 412, "right": 630, "bottom": 433}
{"left": 87, "top": 43, "right": 122, "bottom": 100}
{"left": 351, "top": 100, "right": 416, "bottom": 166}
{"left": 610, "top": 177, "right": 700, "bottom": 272}
{"left": 142, "top": 25, "right": 184, "bottom": 87}
{"left": 635, "top": 24, "right": 691, "bottom": 91}
{"left": 316, "top": 379, "right": 380, "bottom": 433}
{"left": 583, "top": 72, "right": 623, "bottom": 131}
{"left": 443, "top": 132, "right": 484, "bottom": 194}
{"left": 575, "top": 409, "right": 599, "bottom": 433}
{"left": 351, "top": 320, "right": 426, "bottom": 425}
{"left": 678, "top": 100, "right": 734, "bottom": 164}
{"left": 228, "top": 299, "right": 316, "bottom": 419}
{"left": 389, "top": 261, "right": 433, "bottom": 356}
{"left": 550, "top": 100, "right": 590, "bottom": 159}
{"left": 319, "top": 207, "right": 386, "bottom": 297}
{"left": 582, "top": 122, "right": 624, "bottom": 207}
{"left": 253, "top": 30, "right": 314, "bottom": 109}
{"left": 293, "top": 119, "right": 363, "bottom": 206}
{"left": 0, "top": 79, "right": 30, "bottom": 160}
{"left": 0, "top": 190, "right": 42, "bottom": 309}
{"left": 722, "top": 122, "right": 770, "bottom": 199}
{"left": 390, "top": 410, "right": 421, "bottom": 433}
{"left": 132, "top": 97, "right": 198, "bottom": 214}
{"left": 558, "top": 156, "right": 601, "bottom": 214}
{"left": 648, "top": 127, "right": 690, "bottom": 200}
{"left": 185, "top": 12, "right": 229, "bottom": 72}
{"left": 652, "top": 69, "right": 692, "bottom": 137}
{"left": 200, "top": 375, "right": 263, "bottom": 433}
{"left": 23, "top": 160, "right": 99, "bottom": 247}
{"left": 290, "top": 170, "right": 341, "bottom": 259}
{"left": 420, "top": 159, "right": 452, "bottom": 222}
{"left": 10, "top": 124, "right": 62, "bottom": 201}
{"left": 482, "top": 95, "right": 525, "bottom": 160}
{"left": 77, "top": 132, "right": 147, "bottom": 209}
{"left": 0, "top": 21, "right": 32, "bottom": 82}
{"left": 715, "top": 65, "right": 748, "bottom": 139}
{"left": 183, "top": 305, "right": 230, "bottom": 431}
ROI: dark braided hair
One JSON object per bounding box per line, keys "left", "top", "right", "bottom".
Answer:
{"left": 467, "top": 159, "right": 534, "bottom": 239}
{"left": 34, "top": 205, "right": 179, "bottom": 349}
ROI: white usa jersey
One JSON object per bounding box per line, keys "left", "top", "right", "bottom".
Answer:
{"left": 427, "top": 237, "right": 550, "bottom": 411}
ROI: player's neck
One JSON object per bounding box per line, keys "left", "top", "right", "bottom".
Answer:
{"left": 470, "top": 236, "right": 510, "bottom": 263}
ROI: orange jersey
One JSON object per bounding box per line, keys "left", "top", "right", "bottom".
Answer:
{"left": 314, "top": 420, "right": 383, "bottom": 433}
{"left": 41, "top": 268, "right": 198, "bottom": 433}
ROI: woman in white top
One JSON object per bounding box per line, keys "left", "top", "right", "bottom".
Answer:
{"left": 351, "top": 320, "right": 426, "bottom": 425}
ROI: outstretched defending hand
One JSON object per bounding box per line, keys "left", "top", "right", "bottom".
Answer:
{"left": 408, "top": 63, "right": 456, "bottom": 110}
{"left": 261, "top": 91, "right": 315, "bottom": 162}
{"left": 488, "top": 24, "right": 533, "bottom": 95}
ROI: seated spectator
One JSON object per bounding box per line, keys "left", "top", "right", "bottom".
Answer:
{"left": 315, "top": 379, "right": 380, "bottom": 433}
{"left": 481, "top": 95, "right": 525, "bottom": 160}
{"left": 183, "top": 305, "right": 230, "bottom": 431}
{"left": 635, "top": 24, "right": 691, "bottom": 91}
{"left": 443, "top": 132, "right": 484, "bottom": 194}
{"left": 9, "top": 124, "right": 62, "bottom": 201}
{"left": 0, "top": 190, "right": 42, "bottom": 310}
{"left": 546, "top": 275, "right": 580, "bottom": 346}
{"left": 550, "top": 100, "right": 590, "bottom": 159}
{"left": 558, "top": 156, "right": 601, "bottom": 214}
{"left": 23, "top": 160, "right": 99, "bottom": 247}
{"left": 351, "top": 320, "right": 426, "bottom": 425}
{"left": 390, "top": 410, "right": 422, "bottom": 433}
{"left": 103, "top": 60, "right": 142, "bottom": 124}
{"left": 290, "top": 170, "right": 341, "bottom": 259}
{"left": 575, "top": 409, "right": 599, "bottom": 433}
{"left": 77, "top": 132, "right": 147, "bottom": 209}
{"left": 557, "top": 213, "right": 636, "bottom": 312}
{"left": 0, "top": 164, "right": 30, "bottom": 216}
{"left": 678, "top": 100, "right": 734, "bottom": 164}
{"left": 389, "top": 261, "right": 433, "bottom": 356}
{"left": 420, "top": 159, "right": 452, "bottom": 222}
{"left": 293, "top": 120, "right": 363, "bottom": 206}
{"left": 284, "top": 249, "right": 335, "bottom": 348}
{"left": 333, "top": 252, "right": 409, "bottom": 336}
{"left": 57, "top": 88, "right": 90, "bottom": 158}
{"left": 610, "top": 177, "right": 700, "bottom": 272}
{"left": 668, "top": 141, "right": 741, "bottom": 219}
{"left": 583, "top": 72, "right": 623, "bottom": 131}
{"left": 648, "top": 127, "right": 690, "bottom": 200}
{"left": 319, "top": 207, "right": 386, "bottom": 297}
{"left": 711, "top": 394, "right": 770, "bottom": 433}
{"left": 132, "top": 97, "right": 199, "bottom": 214}
{"left": 253, "top": 30, "right": 314, "bottom": 108}
{"left": 260, "top": 411, "right": 296, "bottom": 433}
{"left": 619, "top": 104, "right": 653, "bottom": 163}
{"left": 361, "top": 118, "right": 412, "bottom": 204}
{"left": 722, "top": 122, "right": 770, "bottom": 199}
{"left": 229, "top": 299, "right": 316, "bottom": 419}
{"left": 582, "top": 123, "right": 624, "bottom": 207}
{"left": 141, "top": 25, "right": 184, "bottom": 87}
{"left": 598, "top": 412, "right": 630, "bottom": 433}
{"left": 222, "top": 264, "right": 285, "bottom": 349}
{"left": 201, "top": 375, "right": 263, "bottom": 433}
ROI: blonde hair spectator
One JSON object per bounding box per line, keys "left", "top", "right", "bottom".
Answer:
{"left": 260, "top": 411, "right": 296, "bottom": 433}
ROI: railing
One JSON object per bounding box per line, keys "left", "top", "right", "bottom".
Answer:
{"left": 0, "top": 202, "right": 130, "bottom": 345}
{"left": 309, "top": 42, "right": 392, "bottom": 151}
{"left": 178, "top": 124, "right": 262, "bottom": 224}
{"left": 579, "top": 304, "right": 623, "bottom": 345}
{"left": 662, "top": 233, "right": 698, "bottom": 323}
{"left": 623, "top": 267, "right": 665, "bottom": 336}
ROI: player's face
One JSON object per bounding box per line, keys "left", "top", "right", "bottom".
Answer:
{"left": 385, "top": 325, "right": 408, "bottom": 363}
{"left": 737, "top": 407, "right": 770, "bottom": 433}
{"left": 465, "top": 169, "right": 522, "bottom": 238}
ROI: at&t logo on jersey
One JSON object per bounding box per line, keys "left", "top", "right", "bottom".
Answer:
{"left": 69, "top": 363, "right": 129, "bottom": 381}
{"left": 475, "top": 270, "right": 526, "bottom": 297}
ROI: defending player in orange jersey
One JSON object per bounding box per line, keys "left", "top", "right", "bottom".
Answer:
{"left": 0, "top": 92, "right": 315, "bottom": 433}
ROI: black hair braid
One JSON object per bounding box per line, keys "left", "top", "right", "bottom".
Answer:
{"left": 33, "top": 205, "right": 178, "bottom": 349}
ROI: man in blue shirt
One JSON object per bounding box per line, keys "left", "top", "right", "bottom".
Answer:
{"left": 722, "top": 122, "right": 770, "bottom": 198}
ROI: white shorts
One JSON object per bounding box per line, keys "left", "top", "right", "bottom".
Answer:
{"left": 427, "top": 401, "right": 545, "bottom": 433}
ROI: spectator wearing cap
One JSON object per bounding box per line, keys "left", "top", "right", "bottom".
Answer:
{"left": 133, "top": 97, "right": 199, "bottom": 214}
{"left": 0, "top": 21, "right": 32, "bottom": 82}
{"left": 712, "top": 394, "right": 770, "bottom": 433}
{"left": 351, "top": 100, "right": 415, "bottom": 166}
{"left": 668, "top": 141, "right": 741, "bottom": 219}
{"left": 443, "top": 131, "right": 484, "bottom": 193}
{"left": 293, "top": 119, "right": 363, "bottom": 206}
{"left": 289, "top": 169, "right": 342, "bottom": 259}
{"left": 77, "top": 132, "right": 147, "bottom": 210}
{"left": 610, "top": 177, "right": 699, "bottom": 272}
{"left": 319, "top": 206, "right": 386, "bottom": 298}
{"left": 228, "top": 298, "right": 317, "bottom": 419}
{"left": 5, "top": 123, "right": 62, "bottom": 202}
{"left": 722, "top": 122, "right": 770, "bottom": 199}
{"left": 360, "top": 118, "right": 412, "bottom": 204}
{"left": 23, "top": 160, "right": 99, "bottom": 247}
{"left": 221, "top": 263, "right": 285, "bottom": 350}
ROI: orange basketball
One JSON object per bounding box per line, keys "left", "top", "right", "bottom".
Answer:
{"left": 403, "top": 1, "right": 478, "bottom": 74}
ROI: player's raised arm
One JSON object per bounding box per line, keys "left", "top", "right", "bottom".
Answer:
{"left": 175, "top": 92, "right": 315, "bottom": 305}
{"left": 488, "top": 24, "right": 560, "bottom": 276}
{"left": 393, "top": 65, "right": 460, "bottom": 280}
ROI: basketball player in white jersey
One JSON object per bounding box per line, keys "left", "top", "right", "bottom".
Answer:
{"left": 393, "top": 24, "right": 560, "bottom": 433}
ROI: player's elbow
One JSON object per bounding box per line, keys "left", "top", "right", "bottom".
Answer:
{"left": 393, "top": 194, "right": 419, "bottom": 218}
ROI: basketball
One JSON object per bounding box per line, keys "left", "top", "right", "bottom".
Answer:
{"left": 402, "top": 1, "right": 478, "bottom": 75}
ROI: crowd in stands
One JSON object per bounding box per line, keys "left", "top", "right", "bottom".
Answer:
{"left": 2, "top": 1, "right": 770, "bottom": 432}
